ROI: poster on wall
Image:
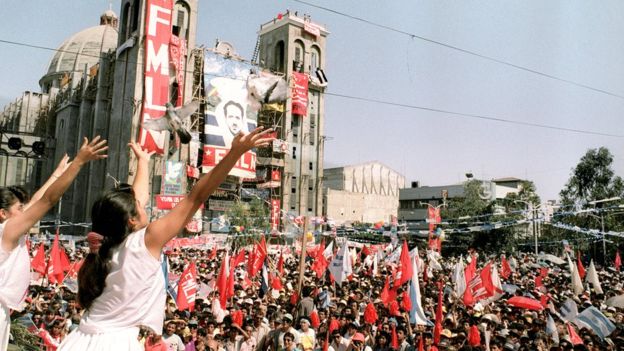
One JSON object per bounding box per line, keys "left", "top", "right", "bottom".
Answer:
{"left": 202, "top": 52, "right": 258, "bottom": 178}
{"left": 270, "top": 199, "right": 281, "bottom": 230}
{"left": 163, "top": 161, "right": 185, "bottom": 194}
{"left": 292, "top": 72, "right": 309, "bottom": 116}
{"left": 140, "top": 0, "right": 173, "bottom": 154}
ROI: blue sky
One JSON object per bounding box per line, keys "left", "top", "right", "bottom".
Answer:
{"left": 1, "top": 0, "right": 623, "bottom": 201}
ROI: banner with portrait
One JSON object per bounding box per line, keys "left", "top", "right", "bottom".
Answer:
{"left": 202, "top": 51, "right": 258, "bottom": 178}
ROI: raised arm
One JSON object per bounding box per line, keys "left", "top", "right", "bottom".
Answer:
{"left": 2, "top": 137, "right": 107, "bottom": 251}
{"left": 144, "top": 128, "right": 273, "bottom": 257}
{"left": 129, "top": 141, "right": 154, "bottom": 209}
{"left": 23, "top": 154, "right": 71, "bottom": 211}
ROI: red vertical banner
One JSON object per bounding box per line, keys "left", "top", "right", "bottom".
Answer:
{"left": 169, "top": 34, "right": 187, "bottom": 106}
{"left": 292, "top": 72, "right": 309, "bottom": 116}
{"left": 270, "top": 199, "right": 281, "bottom": 230}
{"left": 140, "top": 0, "right": 173, "bottom": 154}
{"left": 271, "top": 170, "right": 281, "bottom": 182}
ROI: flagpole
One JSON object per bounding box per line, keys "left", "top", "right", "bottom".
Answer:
{"left": 297, "top": 217, "right": 308, "bottom": 296}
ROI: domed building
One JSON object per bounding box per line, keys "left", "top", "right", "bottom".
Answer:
{"left": 40, "top": 10, "right": 118, "bottom": 93}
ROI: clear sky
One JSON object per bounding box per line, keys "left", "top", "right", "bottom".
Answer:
{"left": 1, "top": 0, "right": 623, "bottom": 201}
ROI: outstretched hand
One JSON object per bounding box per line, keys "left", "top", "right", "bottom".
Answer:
{"left": 129, "top": 140, "right": 154, "bottom": 162}
{"left": 231, "top": 126, "right": 275, "bottom": 154}
{"left": 75, "top": 136, "right": 108, "bottom": 164}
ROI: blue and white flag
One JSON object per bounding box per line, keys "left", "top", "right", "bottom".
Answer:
{"left": 560, "top": 298, "right": 579, "bottom": 322}
{"left": 575, "top": 306, "right": 615, "bottom": 340}
{"left": 409, "top": 256, "right": 432, "bottom": 326}
{"left": 328, "top": 243, "right": 352, "bottom": 285}
{"left": 546, "top": 314, "right": 559, "bottom": 344}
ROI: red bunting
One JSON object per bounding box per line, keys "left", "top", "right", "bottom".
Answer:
{"left": 227, "top": 266, "right": 235, "bottom": 299}
{"left": 31, "top": 243, "right": 46, "bottom": 275}
{"left": 363, "top": 302, "right": 378, "bottom": 324}
{"left": 60, "top": 248, "right": 71, "bottom": 272}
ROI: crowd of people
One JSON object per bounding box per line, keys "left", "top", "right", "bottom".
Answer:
{"left": 8, "top": 236, "right": 624, "bottom": 351}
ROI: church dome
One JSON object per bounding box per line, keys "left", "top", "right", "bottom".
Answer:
{"left": 40, "top": 11, "right": 118, "bottom": 93}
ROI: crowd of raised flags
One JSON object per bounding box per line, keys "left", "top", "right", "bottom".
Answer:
{"left": 9, "top": 231, "right": 624, "bottom": 350}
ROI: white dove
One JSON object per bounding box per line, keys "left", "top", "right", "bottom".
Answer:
{"left": 142, "top": 100, "right": 200, "bottom": 144}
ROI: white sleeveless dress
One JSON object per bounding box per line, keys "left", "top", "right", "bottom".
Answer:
{"left": 59, "top": 228, "right": 166, "bottom": 350}
{"left": 0, "top": 221, "right": 31, "bottom": 349}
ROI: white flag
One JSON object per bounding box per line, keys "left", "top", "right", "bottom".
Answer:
{"left": 328, "top": 243, "right": 352, "bottom": 285}
{"left": 586, "top": 260, "right": 603, "bottom": 295}
{"left": 567, "top": 254, "right": 584, "bottom": 295}
{"left": 546, "top": 314, "right": 559, "bottom": 344}
{"left": 452, "top": 256, "right": 466, "bottom": 297}
{"left": 409, "top": 256, "right": 431, "bottom": 326}
{"left": 427, "top": 251, "right": 443, "bottom": 271}
{"left": 323, "top": 241, "right": 334, "bottom": 259}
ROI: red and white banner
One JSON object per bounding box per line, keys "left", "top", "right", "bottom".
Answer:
{"left": 156, "top": 194, "right": 185, "bottom": 209}
{"left": 304, "top": 22, "right": 321, "bottom": 37}
{"left": 292, "top": 72, "right": 309, "bottom": 116}
{"left": 169, "top": 34, "right": 187, "bottom": 106}
{"left": 203, "top": 145, "right": 256, "bottom": 178}
{"left": 140, "top": 0, "right": 173, "bottom": 154}
{"left": 270, "top": 199, "right": 281, "bottom": 230}
{"left": 271, "top": 170, "right": 281, "bottom": 182}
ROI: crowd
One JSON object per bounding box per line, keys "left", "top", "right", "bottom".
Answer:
{"left": 8, "top": 237, "right": 624, "bottom": 351}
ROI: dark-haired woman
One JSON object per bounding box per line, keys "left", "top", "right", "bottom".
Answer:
{"left": 59, "top": 128, "right": 273, "bottom": 350}
{"left": 0, "top": 137, "right": 107, "bottom": 349}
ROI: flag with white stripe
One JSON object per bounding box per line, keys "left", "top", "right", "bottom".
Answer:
{"left": 575, "top": 306, "right": 615, "bottom": 340}
{"left": 560, "top": 298, "right": 579, "bottom": 322}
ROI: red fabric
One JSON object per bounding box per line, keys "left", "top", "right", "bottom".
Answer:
{"left": 232, "top": 249, "right": 246, "bottom": 268}
{"left": 363, "top": 302, "right": 378, "bottom": 324}
{"left": 209, "top": 246, "right": 217, "bottom": 260}
{"left": 433, "top": 285, "right": 443, "bottom": 345}
{"left": 535, "top": 275, "right": 543, "bottom": 289}
{"left": 401, "top": 289, "right": 411, "bottom": 312}
{"left": 216, "top": 254, "right": 228, "bottom": 309}
{"left": 463, "top": 283, "right": 475, "bottom": 307}
{"left": 388, "top": 301, "right": 401, "bottom": 317}
{"left": 577, "top": 252, "right": 586, "bottom": 279}
{"left": 59, "top": 248, "right": 71, "bottom": 272}
{"left": 500, "top": 256, "right": 512, "bottom": 279}
{"left": 539, "top": 267, "right": 549, "bottom": 278}
{"left": 362, "top": 245, "right": 371, "bottom": 257}
{"left": 465, "top": 256, "right": 477, "bottom": 283}
{"left": 540, "top": 294, "right": 549, "bottom": 308}
{"left": 395, "top": 240, "right": 413, "bottom": 286}
{"left": 270, "top": 274, "right": 283, "bottom": 290}
{"left": 381, "top": 277, "right": 392, "bottom": 306}
{"left": 422, "top": 262, "right": 428, "bottom": 285}
{"left": 567, "top": 323, "right": 583, "bottom": 345}
{"left": 250, "top": 237, "right": 267, "bottom": 278}
{"left": 176, "top": 262, "right": 198, "bottom": 311}
{"left": 467, "top": 325, "right": 481, "bottom": 346}
{"left": 31, "top": 243, "right": 46, "bottom": 274}
{"left": 312, "top": 251, "right": 329, "bottom": 278}
{"left": 65, "top": 259, "right": 83, "bottom": 280}
{"left": 507, "top": 296, "right": 544, "bottom": 311}
{"left": 391, "top": 324, "right": 399, "bottom": 349}
{"left": 328, "top": 318, "right": 340, "bottom": 334}
{"left": 47, "top": 232, "right": 64, "bottom": 284}
{"left": 616, "top": 251, "right": 622, "bottom": 272}
{"left": 144, "top": 337, "right": 168, "bottom": 351}
{"left": 418, "top": 337, "right": 424, "bottom": 351}
{"left": 309, "top": 310, "right": 320, "bottom": 328}
{"left": 277, "top": 253, "right": 284, "bottom": 274}
{"left": 86, "top": 231, "right": 103, "bottom": 253}
{"left": 290, "top": 291, "right": 299, "bottom": 305}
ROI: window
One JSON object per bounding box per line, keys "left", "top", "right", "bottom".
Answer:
{"left": 292, "top": 187, "right": 296, "bottom": 194}
{"left": 120, "top": 2, "right": 131, "bottom": 40}
{"left": 173, "top": 2, "right": 190, "bottom": 39}
{"left": 293, "top": 40, "right": 304, "bottom": 72}
{"left": 292, "top": 147, "right": 296, "bottom": 159}
{"left": 274, "top": 41, "right": 285, "bottom": 73}
{"left": 309, "top": 162, "right": 313, "bottom": 171}
{"left": 130, "top": 0, "right": 139, "bottom": 33}
{"left": 310, "top": 46, "right": 321, "bottom": 72}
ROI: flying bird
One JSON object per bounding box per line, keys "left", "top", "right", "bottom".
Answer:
{"left": 142, "top": 100, "right": 200, "bottom": 144}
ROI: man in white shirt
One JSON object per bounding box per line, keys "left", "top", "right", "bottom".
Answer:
{"left": 163, "top": 321, "right": 185, "bottom": 351}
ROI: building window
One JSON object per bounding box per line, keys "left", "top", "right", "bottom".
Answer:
{"left": 274, "top": 41, "right": 285, "bottom": 73}
{"left": 293, "top": 40, "right": 304, "bottom": 72}
{"left": 173, "top": 1, "right": 190, "bottom": 39}
{"left": 130, "top": 0, "right": 140, "bottom": 33}
{"left": 292, "top": 147, "right": 296, "bottom": 159}
{"left": 120, "top": 2, "right": 131, "bottom": 40}
{"left": 310, "top": 46, "right": 321, "bottom": 72}
{"left": 291, "top": 187, "right": 296, "bottom": 194}
{"left": 309, "top": 162, "right": 313, "bottom": 171}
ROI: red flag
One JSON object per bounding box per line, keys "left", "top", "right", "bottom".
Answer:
{"left": 363, "top": 302, "right": 378, "bottom": 324}
{"left": 309, "top": 310, "right": 320, "bottom": 328}
{"left": 577, "top": 252, "right": 586, "bottom": 280}
{"left": 277, "top": 253, "right": 284, "bottom": 275}
{"left": 290, "top": 290, "right": 299, "bottom": 305}
{"left": 500, "top": 255, "right": 512, "bottom": 279}
{"left": 535, "top": 275, "right": 543, "bottom": 289}
{"left": 31, "top": 243, "right": 46, "bottom": 274}
{"left": 467, "top": 325, "right": 481, "bottom": 346}
{"left": 401, "top": 289, "right": 411, "bottom": 312}
{"left": 418, "top": 337, "right": 424, "bottom": 351}
{"left": 391, "top": 324, "right": 399, "bottom": 349}
{"left": 380, "top": 277, "right": 392, "bottom": 306}
{"left": 47, "top": 232, "right": 64, "bottom": 284}
{"left": 433, "top": 284, "right": 443, "bottom": 345}
{"left": 312, "top": 253, "right": 329, "bottom": 278}
{"left": 176, "top": 262, "right": 198, "bottom": 311}
{"left": 465, "top": 255, "right": 477, "bottom": 282}
{"left": 247, "top": 246, "right": 256, "bottom": 277}
{"left": 566, "top": 323, "right": 583, "bottom": 345}
{"left": 231, "top": 310, "right": 244, "bottom": 326}
{"left": 227, "top": 266, "right": 235, "bottom": 298}
{"left": 216, "top": 253, "right": 229, "bottom": 309}
{"left": 328, "top": 318, "right": 340, "bottom": 334}
{"left": 388, "top": 300, "right": 401, "bottom": 317}
{"left": 250, "top": 237, "right": 267, "bottom": 277}
{"left": 60, "top": 248, "right": 71, "bottom": 272}
{"left": 616, "top": 251, "right": 622, "bottom": 272}
{"left": 396, "top": 240, "right": 413, "bottom": 286}
{"left": 270, "top": 274, "right": 283, "bottom": 290}
{"left": 540, "top": 294, "right": 549, "bottom": 308}
{"left": 463, "top": 283, "right": 475, "bottom": 307}
{"left": 539, "top": 267, "right": 549, "bottom": 278}
{"left": 232, "top": 249, "right": 246, "bottom": 268}
{"left": 65, "top": 259, "right": 83, "bottom": 280}
{"left": 209, "top": 246, "right": 217, "bottom": 260}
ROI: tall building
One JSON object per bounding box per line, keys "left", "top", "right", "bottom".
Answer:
{"left": 323, "top": 162, "right": 405, "bottom": 224}
{"left": 256, "top": 12, "right": 329, "bottom": 219}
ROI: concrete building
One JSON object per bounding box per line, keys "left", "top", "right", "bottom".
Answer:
{"left": 323, "top": 162, "right": 405, "bottom": 224}
{"left": 398, "top": 177, "right": 525, "bottom": 224}
{"left": 255, "top": 12, "right": 329, "bottom": 219}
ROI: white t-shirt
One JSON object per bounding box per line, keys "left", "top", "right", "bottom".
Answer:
{"left": 78, "top": 228, "right": 166, "bottom": 333}
{"left": 0, "top": 222, "right": 30, "bottom": 310}
{"left": 163, "top": 333, "right": 185, "bottom": 351}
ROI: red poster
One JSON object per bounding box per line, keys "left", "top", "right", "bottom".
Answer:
{"left": 140, "top": 0, "right": 173, "bottom": 154}
{"left": 202, "top": 145, "right": 256, "bottom": 178}
{"left": 169, "top": 34, "right": 187, "bottom": 106}
{"left": 292, "top": 72, "right": 308, "bottom": 116}
{"left": 156, "top": 194, "right": 185, "bottom": 209}
{"left": 270, "top": 199, "right": 281, "bottom": 230}
{"left": 271, "top": 170, "right": 281, "bottom": 182}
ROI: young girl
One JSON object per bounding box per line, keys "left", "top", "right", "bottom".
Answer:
{"left": 0, "top": 137, "right": 108, "bottom": 348}
{"left": 59, "top": 128, "right": 273, "bottom": 350}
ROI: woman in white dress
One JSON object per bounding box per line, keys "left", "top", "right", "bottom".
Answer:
{"left": 0, "top": 137, "right": 108, "bottom": 349}
{"left": 59, "top": 128, "right": 273, "bottom": 350}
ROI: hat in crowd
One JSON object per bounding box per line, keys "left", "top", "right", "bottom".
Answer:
{"left": 441, "top": 329, "right": 456, "bottom": 339}
{"left": 338, "top": 299, "right": 348, "bottom": 306}
{"left": 352, "top": 333, "right": 365, "bottom": 342}
{"left": 283, "top": 313, "right": 294, "bottom": 322}
{"left": 300, "top": 318, "right": 310, "bottom": 325}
